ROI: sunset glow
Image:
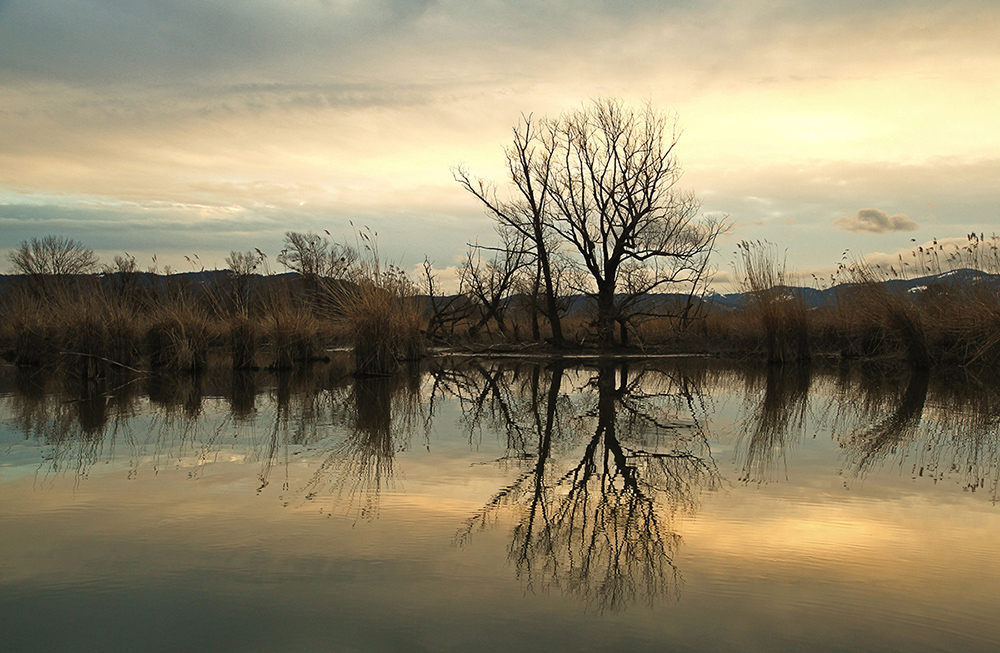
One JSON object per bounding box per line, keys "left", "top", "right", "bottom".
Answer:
{"left": 1, "top": 1, "right": 997, "bottom": 282}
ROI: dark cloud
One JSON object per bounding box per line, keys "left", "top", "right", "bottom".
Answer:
{"left": 0, "top": 0, "right": 435, "bottom": 85}
{"left": 0, "top": 0, "right": 777, "bottom": 89}
{"left": 2, "top": 0, "right": 993, "bottom": 94}
{"left": 833, "top": 208, "right": 919, "bottom": 234}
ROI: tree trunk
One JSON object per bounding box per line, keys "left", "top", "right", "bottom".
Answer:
{"left": 618, "top": 318, "right": 629, "bottom": 348}
{"left": 595, "top": 283, "right": 617, "bottom": 346}
{"left": 535, "top": 225, "right": 563, "bottom": 347}
{"left": 530, "top": 262, "right": 541, "bottom": 341}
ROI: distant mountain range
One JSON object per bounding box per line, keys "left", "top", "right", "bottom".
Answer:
{"left": 2, "top": 268, "right": 997, "bottom": 315}
{"left": 704, "top": 268, "right": 1000, "bottom": 311}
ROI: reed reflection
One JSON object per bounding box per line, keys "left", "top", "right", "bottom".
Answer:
{"left": 837, "top": 368, "right": 929, "bottom": 478}
{"left": 283, "top": 369, "right": 424, "bottom": 520}
{"left": 6, "top": 357, "right": 1000, "bottom": 520}
{"left": 834, "top": 366, "right": 1000, "bottom": 500}
{"left": 452, "top": 360, "right": 721, "bottom": 612}
{"left": 4, "top": 366, "right": 142, "bottom": 483}
{"left": 736, "top": 364, "right": 811, "bottom": 484}
{"left": 228, "top": 370, "right": 257, "bottom": 421}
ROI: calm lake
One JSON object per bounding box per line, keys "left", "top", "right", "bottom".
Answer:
{"left": 2, "top": 357, "right": 999, "bottom": 652}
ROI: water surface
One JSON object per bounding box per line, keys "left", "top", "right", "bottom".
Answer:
{"left": 2, "top": 358, "right": 999, "bottom": 651}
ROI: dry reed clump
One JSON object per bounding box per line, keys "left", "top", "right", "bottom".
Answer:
{"left": 0, "top": 279, "right": 144, "bottom": 377}
{"left": 1, "top": 293, "right": 57, "bottom": 367}
{"left": 321, "top": 231, "right": 425, "bottom": 376}
{"left": 734, "top": 240, "right": 810, "bottom": 364}
{"left": 239, "top": 268, "right": 330, "bottom": 370}
{"left": 265, "top": 309, "right": 326, "bottom": 370}
{"left": 228, "top": 316, "right": 257, "bottom": 370}
{"left": 827, "top": 235, "right": 1000, "bottom": 367}
{"left": 146, "top": 303, "right": 211, "bottom": 373}
{"left": 336, "top": 276, "right": 425, "bottom": 375}
{"left": 834, "top": 258, "right": 932, "bottom": 368}
{"left": 933, "top": 234, "right": 1000, "bottom": 364}
{"left": 59, "top": 299, "right": 142, "bottom": 379}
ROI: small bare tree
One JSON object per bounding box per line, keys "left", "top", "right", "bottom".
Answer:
{"left": 226, "top": 250, "right": 266, "bottom": 315}
{"left": 421, "top": 259, "right": 478, "bottom": 341}
{"left": 460, "top": 228, "right": 532, "bottom": 339}
{"left": 8, "top": 235, "right": 98, "bottom": 276}
{"left": 277, "top": 231, "right": 357, "bottom": 281}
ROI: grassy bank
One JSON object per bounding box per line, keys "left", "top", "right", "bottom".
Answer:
{"left": 4, "top": 234, "right": 1000, "bottom": 375}
{"left": 699, "top": 235, "right": 1000, "bottom": 368}
{"left": 0, "top": 239, "right": 425, "bottom": 377}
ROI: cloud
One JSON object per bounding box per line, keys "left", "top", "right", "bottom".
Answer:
{"left": 1, "top": 0, "right": 998, "bottom": 288}
{"left": 833, "top": 208, "right": 918, "bottom": 234}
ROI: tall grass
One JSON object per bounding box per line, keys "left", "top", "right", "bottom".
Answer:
{"left": 938, "top": 235, "right": 1000, "bottom": 363}
{"left": 0, "top": 276, "right": 144, "bottom": 377}
{"left": 829, "top": 257, "right": 929, "bottom": 368}
{"left": 320, "top": 229, "right": 425, "bottom": 376}
{"left": 829, "top": 235, "right": 1000, "bottom": 368}
{"left": 734, "top": 240, "right": 810, "bottom": 364}
{"left": 4, "top": 231, "right": 428, "bottom": 376}
{"left": 5, "top": 232, "right": 1000, "bottom": 372}
{"left": 712, "top": 234, "right": 1000, "bottom": 368}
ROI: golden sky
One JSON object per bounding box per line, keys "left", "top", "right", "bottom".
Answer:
{"left": 1, "top": 0, "right": 998, "bottom": 284}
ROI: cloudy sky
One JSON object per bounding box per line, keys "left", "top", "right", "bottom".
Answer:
{"left": 1, "top": 0, "right": 997, "bottom": 287}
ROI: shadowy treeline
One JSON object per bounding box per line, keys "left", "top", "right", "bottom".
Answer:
{"left": 7, "top": 232, "right": 1000, "bottom": 374}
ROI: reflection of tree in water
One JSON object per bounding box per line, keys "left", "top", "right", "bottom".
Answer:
{"left": 426, "top": 359, "right": 545, "bottom": 454}
{"left": 455, "top": 361, "right": 720, "bottom": 613}
{"left": 736, "top": 364, "right": 811, "bottom": 484}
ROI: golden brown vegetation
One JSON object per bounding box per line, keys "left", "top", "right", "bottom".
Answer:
{"left": 706, "top": 235, "right": 1000, "bottom": 368}
{"left": 0, "top": 231, "right": 423, "bottom": 377}
{"left": 4, "top": 233, "right": 1000, "bottom": 374}
{"left": 319, "top": 230, "right": 425, "bottom": 375}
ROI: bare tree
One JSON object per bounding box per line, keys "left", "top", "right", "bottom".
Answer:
{"left": 455, "top": 116, "right": 566, "bottom": 346}
{"left": 460, "top": 228, "right": 532, "bottom": 339}
{"left": 226, "top": 250, "right": 265, "bottom": 314}
{"left": 421, "top": 259, "right": 478, "bottom": 341}
{"left": 458, "top": 101, "right": 726, "bottom": 348}
{"left": 8, "top": 235, "right": 98, "bottom": 276}
{"left": 545, "top": 99, "right": 727, "bottom": 345}
{"left": 277, "top": 231, "right": 356, "bottom": 281}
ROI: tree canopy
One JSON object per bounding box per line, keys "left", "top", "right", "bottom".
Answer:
{"left": 8, "top": 235, "right": 99, "bottom": 276}
{"left": 457, "top": 99, "right": 727, "bottom": 346}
